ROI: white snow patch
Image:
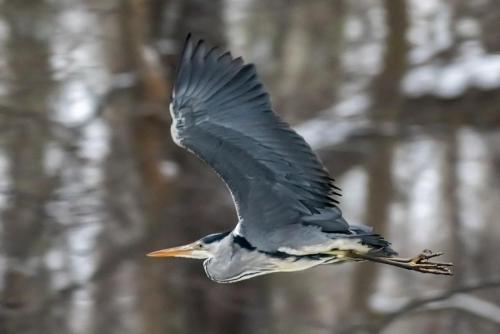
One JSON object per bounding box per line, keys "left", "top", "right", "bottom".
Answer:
{"left": 410, "top": 0, "right": 442, "bottom": 15}
{"left": 393, "top": 137, "right": 444, "bottom": 244}
{"left": 44, "top": 142, "right": 65, "bottom": 175}
{"left": 296, "top": 116, "right": 371, "bottom": 150}
{"left": 50, "top": 5, "right": 108, "bottom": 125}
{"left": 45, "top": 249, "right": 71, "bottom": 290}
{"left": 341, "top": 1, "right": 386, "bottom": 77}
{"left": 159, "top": 160, "right": 179, "bottom": 178}
{"left": 342, "top": 43, "right": 385, "bottom": 76}
{"left": 405, "top": 1, "right": 500, "bottom": 97}
{"left": 224, "top": 0, "right": 253, "bottom": 54}
{"left": 55, "top": 81, "right": 97, "bottom": 124}
{"left": 68, "top": 222, "right": 100, "bottom": 282}
{"left": 455, "top": 18, "right": 481, "bottom": 38}
{"left": 407, "top": 0, "right": 453, "bottom": 64}
{"left": 345, "top": 16, "right": 364, "bottom": 40}
{"left": 401, "top": 65, "right": 436, "bottom": 96}
{"left": 425, "top": 294, "right": 500, "bottom": 324}
{"left": 435, "top": 63, "right": 469, "bottom": 98}
{"left": 370, "top": 293, "right": 410, "bottom": 313}
{"left": 469, "top": 54, "right": 500, "bottom": 89}
{"left": 371, "top": 291, "right": 500, "bottom": 323}
{"left": 79, "top": 120, "right": 109, "bottom": 162}
{"left": 337, "top": 167, "right": 368, "bottom": 225}
{"left": 403, "top": 52, "right": 500, "bottom": 97}
{"left": 456, "top": 128, "right": 491, "bottom": 245}
{"left": 111, "top": 72, "right": 137, "bottom": 89}
{"left": 334, "top": 94, "right": 370, "bottom": 117}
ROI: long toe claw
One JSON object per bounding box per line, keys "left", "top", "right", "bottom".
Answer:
{"left": 420, "top": 249, "right": 444, "bottom": 260}
{"left": 406, "top": 250, "right": 454, "bottom": 275}
{"left": 390, "top": 250, "right": 446, "bottom": 264}
{"left": 419, "top": 267, "right": 452, "bottom": 275}
{"left": 388, "top": 257, "right": 413, "bottom": 263}
{"left": 426, "top": 261, "right": 453, "bottom": 267}
{"left": 417, "top": 266, "right": 453, "bottom": 275}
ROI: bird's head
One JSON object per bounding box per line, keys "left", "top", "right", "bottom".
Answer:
{"left": 147, "top": 231, "right": 230, "bottom": 260}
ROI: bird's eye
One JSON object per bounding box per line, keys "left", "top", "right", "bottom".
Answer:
{"left": 197, "top": 244, "right": 203, "bottom": 249}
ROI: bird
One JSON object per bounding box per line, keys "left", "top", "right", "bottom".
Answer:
{"left": 147, "top": 34, "right": 453, "bottom": 283}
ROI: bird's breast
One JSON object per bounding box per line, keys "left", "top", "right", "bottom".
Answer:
{"left": 268, "top": 255, "right": 331, "bottom": 272}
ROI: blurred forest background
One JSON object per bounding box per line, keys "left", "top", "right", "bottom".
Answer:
{"left": 1, "top": 0, "right": 500, "bottom": 333}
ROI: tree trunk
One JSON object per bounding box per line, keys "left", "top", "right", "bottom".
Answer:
{"left": 0, "top": 1, "right": 60, "bottom": 333}
{"left": 345, "top": 0, "right": 408, "bottom": 331}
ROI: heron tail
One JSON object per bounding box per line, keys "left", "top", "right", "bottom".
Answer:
{"left": 349, "top": 225, "right": 398, "bottom": 257}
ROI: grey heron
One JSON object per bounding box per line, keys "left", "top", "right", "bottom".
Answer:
{"left": 147, "top": 35, "right": 453, "bottom": 283}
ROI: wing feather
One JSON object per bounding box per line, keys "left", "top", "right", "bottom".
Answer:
{"left": 170, "top": 35, "right": 348, "bottom": 250}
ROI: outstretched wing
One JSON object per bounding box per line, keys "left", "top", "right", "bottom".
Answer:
{"left": 170, "top": 35, "right": 346, "bottom": 250}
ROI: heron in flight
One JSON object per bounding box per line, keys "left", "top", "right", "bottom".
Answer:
{"left": 148, "top": 35, "right": 453, "bottom": 283}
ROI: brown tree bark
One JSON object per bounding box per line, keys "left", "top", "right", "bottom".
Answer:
{"left": 0, "top": 1, "right": 60, "bottom": 333}
{"left": 90, "top": 1, "right": 149, "bottom": 333}
{"left": 345, "top": 0, "right": 408, "bottom": 331}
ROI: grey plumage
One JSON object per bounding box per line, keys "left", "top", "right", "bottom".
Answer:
{"left": 171, "top": 35, "right": 393, "bottom": 255}
{"left": 149, "top": 35, "right": 452, "bottom": 282}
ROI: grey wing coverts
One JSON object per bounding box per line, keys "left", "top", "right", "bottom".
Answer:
{"left": 170, "top": 35, "right": 350, "bottom": 252}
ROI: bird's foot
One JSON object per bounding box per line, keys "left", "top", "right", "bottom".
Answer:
{"left": 390, "top": 249, "right": 453, "bottom": 275}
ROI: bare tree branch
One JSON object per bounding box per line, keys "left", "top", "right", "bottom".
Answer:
{"left": 337, "top": 277, "right": 500, "bottom": 333}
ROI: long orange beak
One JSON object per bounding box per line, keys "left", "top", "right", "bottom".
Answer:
{"left": 147, "top": 244, "right": 196, "bottom": 258}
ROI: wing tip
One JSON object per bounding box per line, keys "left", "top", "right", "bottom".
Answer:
{"left": 182, "top": 34, "right": 257, "bottom": 71}
{"left": 181, "top": 33, "right": 228, "bottom": 65}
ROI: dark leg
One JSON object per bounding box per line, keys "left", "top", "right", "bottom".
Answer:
{"left": 351, "top": 249, "right": 453, "bottom": 275}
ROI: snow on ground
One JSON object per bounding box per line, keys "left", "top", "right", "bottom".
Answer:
{"left": 393, "top": 136, "right": 445, "bottom": 245}
{"left": 336, "top": 166, "right": 368, "bottom": 226}
{"left": 407, "top": 0, "right": 453, "bottom": 65}
{"left": 295, "top": 115, "right": 372, "bottom": 150}
{"left": 404, "top": 0, "right": 500, "bottom": 97}
{"left": 48, "top": 4, "right": 113, "bottom": 332}
{"left": 295, "top": 91, "right": 373, "bottom": 150}
{"left": 456, "top": 128, "right": 498, "bottom": 254}
{"left": 403, "top": 50, "right": 500, "bottom": 98}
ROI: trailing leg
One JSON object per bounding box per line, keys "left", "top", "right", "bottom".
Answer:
{"left": 350, "top": 249, "right": 453, "bottom": 276}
